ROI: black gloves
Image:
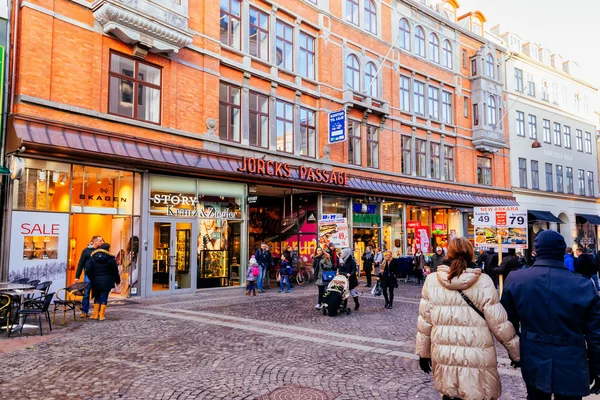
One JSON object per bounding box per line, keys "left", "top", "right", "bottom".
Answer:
{"left": 510, "top": 360, "right": 521, "bottom": 369}
{"left": 419, "top": 357, "right": 432, "bottom": 374}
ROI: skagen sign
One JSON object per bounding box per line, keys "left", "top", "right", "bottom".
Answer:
{"left": 150, "top": 194, "right": 237, "bottom": 218}
{"left": 238, "top": 156, "right": 348, "bottom": 186}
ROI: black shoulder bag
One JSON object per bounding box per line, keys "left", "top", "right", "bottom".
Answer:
{"left": 458, "top": 290, "right": 486, "bottom": 321}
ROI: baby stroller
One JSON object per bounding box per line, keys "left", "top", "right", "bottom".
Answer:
{"left": 321, "top": 274, "right": 352, "bottom": 317}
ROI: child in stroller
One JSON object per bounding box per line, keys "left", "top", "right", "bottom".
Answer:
{"left": 321, "top": 274, "right": 352, "bottom": 316}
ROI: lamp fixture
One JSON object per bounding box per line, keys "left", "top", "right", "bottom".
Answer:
{"left": 96, "top": 174, "right": 102, "bottom": 184}
{"left": 60, "top": 175, "right": 67, "bottom": 185}
{"left": 531, "top": 140, "right": 542, "bottom": 149}
{"left": 52, "top": 171, "right": 59, "bottom": 183}
{"left": 38, "top": 170, "right": 46, "bottom": 181}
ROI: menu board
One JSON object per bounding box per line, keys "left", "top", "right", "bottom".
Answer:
{"left": 473, "top": 206, "right": 528, "bottom": 249}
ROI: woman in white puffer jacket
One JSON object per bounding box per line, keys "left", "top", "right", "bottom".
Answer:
{"left": 416, "top": 237, "right": 520, "bottom": 400}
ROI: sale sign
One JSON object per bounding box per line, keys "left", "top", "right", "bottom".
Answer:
{"left": 474, "top": 206, "right": 528, "bottom": 249}
{"left": 319, "top": 215, "right": 349, "bottom": 248}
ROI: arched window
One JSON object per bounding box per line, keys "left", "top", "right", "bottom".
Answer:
{"left": 399, "top": 19, "right": 410, "bottom": 50}
{"left": 414, "top": 26, "right": 425, "bottom": 57}
{"left": 486, "top": 54, "right": 495, "bottom": 78}
{"left": 442, "top": 40, "right": 452, "bottom": 68}
{"left": 365, "top": 0, "right": 377, "bottom": 35}
{"left": 428, "top": 33, "right": 439, "bottom": 63}
{"left": 345, "top": 54, "right": 360, "bottom": 90}
{"left": 487, "top": 96, "right": 497, "bottom": 127}
{"left": 365, "top": 61, "right": 378, "bottom": 98}
{"left": 346, "top": 0, "right": 359, "bottom": 25}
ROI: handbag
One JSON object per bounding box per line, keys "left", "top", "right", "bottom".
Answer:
{"left": 458, "top": 290, "right": 485, "bottom": 321}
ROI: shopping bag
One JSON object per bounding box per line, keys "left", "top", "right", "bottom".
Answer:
{"left": 371, "top": 282, "right": 382, "bottom": 297}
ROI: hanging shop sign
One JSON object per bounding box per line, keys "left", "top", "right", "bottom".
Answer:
{"left": 238, "top": 156, "right": 348, "bottom": 186}
{"left": 473, "top": 206, "right": 528, "bottom": 249}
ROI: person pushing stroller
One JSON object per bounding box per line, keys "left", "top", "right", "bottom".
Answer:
{"left": 338, "top": 248, "right": 360, "bottom": 311}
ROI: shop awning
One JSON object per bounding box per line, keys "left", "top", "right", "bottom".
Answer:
{"left": 8, "top": 118, "right": 519, "bottom": 208}
{"left": 576, "top": 214, "right": 600, "bottom": 225}
{"left": 528, "top": 210, "right": 563, "bottom": 224}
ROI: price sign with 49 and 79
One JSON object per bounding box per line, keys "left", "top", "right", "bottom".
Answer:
{"left": 474, "top": 206, "right": 528, "bottom": 249}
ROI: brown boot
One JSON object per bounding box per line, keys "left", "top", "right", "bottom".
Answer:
{"left": 253, "top": 289, "right": 257, "bottom": 296}
{"left": 245, "top": 290, "right": 250, "bottom": 296}
{"left": 89, "top": 304, "right": 100, "bottom": 320}
{"left": 99, "top": 304, "right": 107, "bottom": 321}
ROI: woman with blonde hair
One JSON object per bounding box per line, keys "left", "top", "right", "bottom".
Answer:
{"left": 416, "top": 237, "right": 520, "bottom": 400}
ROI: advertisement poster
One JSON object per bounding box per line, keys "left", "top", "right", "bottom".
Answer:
{"left": 473, "top": 206, "right": 528, "bottom": 249}
{"left": 319, "top": 214, "right": 349, "bottom": 249}
{"left": 414, "top": 225, "right": 431, "bottom": 253}
{"left": 9, "top": 211, "right": 70, "bottom": 295}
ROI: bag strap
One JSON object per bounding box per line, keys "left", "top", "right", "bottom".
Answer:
{"left": 458, "top": 290, "right": 486, "bottom": 321}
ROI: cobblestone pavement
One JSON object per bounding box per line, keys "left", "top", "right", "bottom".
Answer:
{"left": 0, "top": 281, "right": 554, "bottom": 399}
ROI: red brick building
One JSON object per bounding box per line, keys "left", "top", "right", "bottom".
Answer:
{"left": 2, "top": 0, "right": 515, "bottom": 297}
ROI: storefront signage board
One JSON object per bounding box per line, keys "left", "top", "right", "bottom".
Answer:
{"left": 319, "top": 215, "right": 349, "bottom": 249}
{"left": 150, "top": 194, "right": 239, "bottom": 218}
{"left": 406, "top": 221, "right": 422, "bottom": 228}
{"left": 474, "top": 206, "right": 528, "bottom": 249}
{"left": 238, "top": 157, "right": 348, "bottom": 186}
{"left": 9, "top": 211, "right": 70, "bottom": 296}
{"left": 328, "top": 110, "right": 346, "bottom": 143}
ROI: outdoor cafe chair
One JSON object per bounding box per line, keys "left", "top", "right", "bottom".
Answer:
{"left": 11, "top": 278, "right": 29, "bottom": 284}
{"left": 0, "top": 294, "right": 12, "bottom": 336}
{"left": 27, "top": 280, "right": 40, "bottom": 287}
{"left": 9, "top": 293, "right": 54, "bottom": 337}
{"left": 52, "top": 282, "right": 89, "bottom": 324}
{"left": 24, "top": 281, "right": 53, "bottom": 309}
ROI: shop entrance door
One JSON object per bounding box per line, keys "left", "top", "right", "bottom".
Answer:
{"left": 149, "top": 218, "right": 197, "bottom": 295}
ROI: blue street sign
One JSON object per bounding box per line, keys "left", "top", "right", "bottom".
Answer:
{"left": 329, "top": 110, "right": 346, "bottom": 143}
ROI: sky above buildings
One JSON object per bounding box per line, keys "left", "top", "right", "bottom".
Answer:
{"left": 456, "top": 0, "right": 600, "bottom": 115}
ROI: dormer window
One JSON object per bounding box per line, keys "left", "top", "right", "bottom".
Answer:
{"left": 443, "top": 1, "right": 456, "bottom": 22}
{"left": 472, "top": 18, "right": 483, "bottom": 36}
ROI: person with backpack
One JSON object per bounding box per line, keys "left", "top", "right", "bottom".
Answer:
{"left": 246, "top": 256, "right": 259, "bottom": 296}
{"left": 279, "top": 255, "right": 293, "bottom": 293}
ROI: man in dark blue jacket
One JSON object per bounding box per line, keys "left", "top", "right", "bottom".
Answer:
{"left": 501, "top": 230, "right": 600, "bottom": 400}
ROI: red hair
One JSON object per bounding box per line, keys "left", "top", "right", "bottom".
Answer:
{"left": 447, "top": 237, "right": 474, "bottom": 281}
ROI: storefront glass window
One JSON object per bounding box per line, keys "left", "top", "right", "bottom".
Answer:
{"left": 322, "top": 196, "right": 348, "bottom": 217}
{"left": 13, "top": 159, "right": 71, "bottom": 212}
{"left": 383, "top": 202, "right": 404, "bottom": 256}
{"left": 352, "top": 200, "right": 381, "bottom": 262}
{"left": 406, "top": 206, "right": 430, "bottom": 254}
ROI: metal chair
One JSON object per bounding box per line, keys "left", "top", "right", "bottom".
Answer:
{"left": 0, "top": 294, "right": 12, "bottom": 336}
{"left": 11, "top": 278, "right": 29, "bottom": 284}
{"left": 9, "top": 293, "right": 54, "bottom": 337}
{"left": 24, "top": 281, "right": 53, "bottom": 309}
{"left": 27, "top": 280, "right": 40, "bottom": 287}
{"left": 52, "top": 282, "right": 89, "bottom": 324}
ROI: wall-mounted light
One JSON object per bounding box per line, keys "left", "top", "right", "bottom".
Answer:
{"left": 38, "top": 170, "right": 46, "bottom": 181}
{"left": 96, "top": 174, "right": 102, "bottom": 184}
{"left": 532, "top": 140, "right": 542, "bottom": 149}
{"left": 52, "top": 171, "right": 59, "bottom": 183}
{"left": 60, "top": 175, "right": 67, "bottom": 186}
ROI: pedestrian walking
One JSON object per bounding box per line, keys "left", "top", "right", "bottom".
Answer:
{"left": 327, "top": 243, "right": 340, "bottom": 270}
{"left": 338, "top": 248, "right": 360, "bottom": 311}
{"left": 312, "top": 247, "right": 332, "bottom": 309}
{"left": 374, "top": 247, "right": 383, "bottom": 276}
{"left": 255, "top": 242, "right": 273, "bottom": 293}
{"left": 494, "top": 248, "right": 523, "bottom": 281}
{"left": 74, "top": 235, "right": 104, "bottom": 318}
{"left": 245, "top": 256, "right": 258, "bottom": 296}
{"left": 362, "top": 246, "right": 375, "bottom": 287}
{"left": 85, "top": 243, "right": 120, "bottom": 321}
{"left": 564, "top": 247, "right": 575, "bottom": 272}
{"left": 377, "top": 251, "right": 398, "bottom": 309}
{"left": 279, "top": 255, "right": 293, "bottom": 293}
{"left": 501, "top": 230, "right": 600, "bottom": 400}
{"left": 416, "top": 237, "right": 520, "bottom": 400}
{"left": 431, "top": 247, "right": 446, "bottom": 273}
{"left": 477, "top": 248, "right": 499, "bottom": 287}
{"left": 413, "top": 248, "right": 426, "bottom": 284}
{"left": 575, "top": 248, "right": 597, "bottom": 289}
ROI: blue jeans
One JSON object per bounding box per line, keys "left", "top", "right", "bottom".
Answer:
{"left": 82, "top": 275, "right": 91, "bottom": 313}
{"left": 257, "top": 265, "right": 266, "bottom": 291}
{"left": 93, "top": 291, "right": 109, "bottom": 304}
{"left": 592, "top": 274, "right": 599, "bottom": 290}
{"left": 280, "top": 275, "right": 290, "bottom": 292}
{"left": 246, "top": 281, "right": 255, "bottom": 291}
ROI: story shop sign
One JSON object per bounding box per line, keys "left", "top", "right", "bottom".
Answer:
{"left": 150, "top": 194, "right": 237, "bottom": 218}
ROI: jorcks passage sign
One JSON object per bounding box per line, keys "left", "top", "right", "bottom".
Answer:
{"left": 238, "top": 156, "right": 348, "bottom": 186}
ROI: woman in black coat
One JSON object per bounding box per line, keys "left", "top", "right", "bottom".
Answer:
{"left": 339, "top": 248, "right": 359, "bottom": 311}
{"left": 377, "top": 251, "right": 399, "bottom": 309}
{"left": 361, "top": 246, "right": 375, "bottom": 287}
{"left": 85, "top": 243, "right": 120, "bottom": 321}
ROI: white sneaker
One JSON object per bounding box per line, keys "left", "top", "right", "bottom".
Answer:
{"left": 315, "top": 303, "right": 321, "bottom": 309}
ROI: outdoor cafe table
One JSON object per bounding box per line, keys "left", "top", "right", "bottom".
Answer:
{"left": 0, "top": 283, "right": 44, "bottom": 332}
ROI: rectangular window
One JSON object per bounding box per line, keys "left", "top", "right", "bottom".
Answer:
{"left": 542, "top": 80, "right": 549, "bottom": 101}
{"left": 444, "top": 146, "right": 454, "bottom": 181}
{"left": 300, "top": 108, "right": 316, "bottom": 157}
{"left": 109, "top": 53, "right": 161, "bottom": 123}
{"left": 518, "top": 158, "right": 527, "bottom": 188}
{"left": 588, "top": 171, "right": 594, "bottom": 197}
{"left": 515, "top": 68, "right": 523, "bottom": 92}
{"left": 471, "top": 59, "right": 477, "bottom": 76}
{"left": 556, "top": 165, "right": 563, "bottom": 193}
{"left": 415, "top": 139, "right": 426, "bottom": 177}
{"left": 442, "top": 91, "right": 452, "bottom": 124}
{"left": 249, "top": 7, "right": 269, "bottom": 61}
{"left": 528, "top": 115, "right": 537, "bottom": 139}
{"left": 552, "top": 83, "right": 558, "bottom": 103}
{"left": 400, "top": 76, "right": 410, "bottom": 112}
{"left": 516, "top": 111, "right": 525, "bottom": 137}
{"left": 463, "top": 96, "right": 469, "bottom": 118}
{"left": 220, "top": 0, "right": 241, "bottom": 49}
{"left": 366, "top": 126, "right": 379, "bottom": 168}
{"left": 413, "top": 81, "right": 425, "bottom": 116}
{"left": 348, "top": 120, "right": 361, "bottom": 165}
{"left": 249, "top": 91, "right": 269, "bottom": 148}
{"left": 576, "top": 129, "right": 583, "bottom": 152}
{"left": 545, "top": 163, "right": 553, "bottom": 191}
{"left": 563, "top": 126, "right": 571, "bottom": 149}
{"left": 461, "top": 49, "right": 467, "bottom": 69}
{"left": 473, "top": 104, "right": 479, "bottom": 126}
{"left": 346, "top": 0, "right": 359, "bottom": 25}
{"left": 428, "top": 86, "right": 439, "bottom": 120}
{"left": 527, "top": 73, "right": 535, "bottom": 96}
{"left": 542, "top": 119, "right": 551, "bottom": 143}
{"left": 578, "top": 169, "right": 585, "bottom": 195}
{"left": 430, "top": 142, "right": 440, "bottom": 179}
{"left": 401, "top": 136, "right": 411, "bottom": 174}
{"left": 566, "top": 167, "right": 574, "bottom": 194}
{"left": 477, "top": 157, "right": 492, "bottom": 186}
{"left": 276, "top": 20, "right": 293, "bottom": 70}
{"left": 531, "top": 160, "right": 539, "bottom": 190}
{"left": 585, "top": 132, "right": 592, "bottom": 154}
{"left": 554, "top": 122, "right": 561, "bottom": 146}
{"left": 218, "top": 82, "right": 241, "bottom": 142}
{"left": 299, "top": 32, "right": 315, "bottom": 80}
{"left": 276, "top": 99, "right": 294, "bottom": 153}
